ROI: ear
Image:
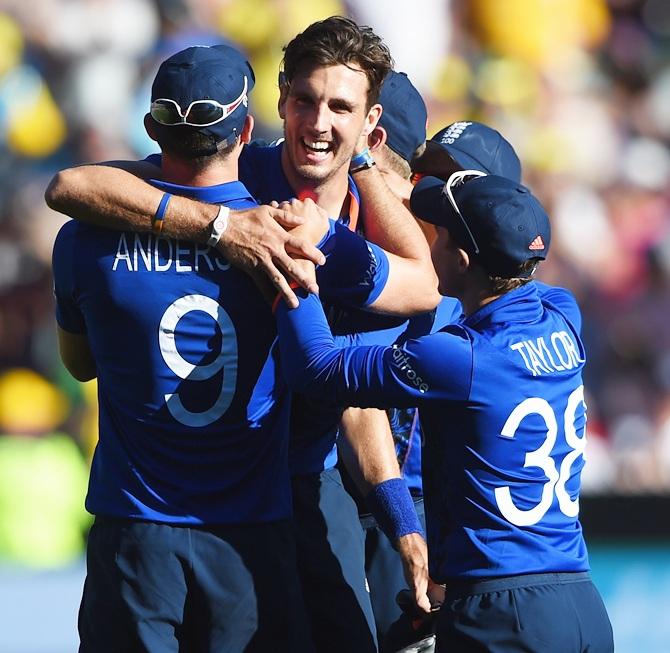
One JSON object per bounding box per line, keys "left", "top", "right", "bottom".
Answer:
{"left": 240, "top": 114, "right": 254, "bottom": 144}
{"left": 456, "top": 247, "right": 471, "bottom": 274}
{"left": 361, "top": 103, "right": 382, "bottom": 138}
{"left": 277, "top": 84, "right": 289, "bottom": 119}
{"left": 144, "top": 114, "right": 159, "bottom": 142}
{"left": 368, "top": 125, "right": 387, "bottom": 152}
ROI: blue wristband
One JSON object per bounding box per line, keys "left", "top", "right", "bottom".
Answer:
{"left": 367, "top": 478, "right": 423, "bottom": 542}
{"left": 153, "top": 192, "right": 172, "bottom": 234}
{"left": 349, "top": 148, "right": 375, "bottom": 173}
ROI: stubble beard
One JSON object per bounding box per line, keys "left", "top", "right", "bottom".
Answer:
{"left": 284, "top": 132, "right": 354, "bottom": 189}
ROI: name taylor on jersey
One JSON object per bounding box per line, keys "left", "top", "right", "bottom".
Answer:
{"left": 112, "top": 233, "right": 231, "bottom": 273}
{"left": 510, "top": 330, "right": 584, "bottom": 377}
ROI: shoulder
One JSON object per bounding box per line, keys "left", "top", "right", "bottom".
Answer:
{"left": 53, "top": 219, "right": 83, "bottom": 254}
{"left": 433, "top": 296, "right": 463, "bottom": 330}
{"left": 406, "top": 324, "right": 474, "bottom": 369}
{"left": 240, "top": 139, "right": 280, "bottom": 167}
{"left": 534, "top": 281, "right": 582, "bottom": 331}
{"left": 399, "top": 326, "right": 474, "bottom": 399}
{"left": 240, "top": 141, "right": 284, "bottom": 199}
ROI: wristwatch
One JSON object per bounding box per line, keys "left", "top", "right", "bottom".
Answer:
{"left": 207, "top": 205, "right": 230, "bottom": 247}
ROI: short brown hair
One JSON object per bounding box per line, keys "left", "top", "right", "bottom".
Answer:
{"left": 148, "top": 117, "right": 238, "bottom": 168}
{"left": 487, "top": 259, "right": 541, "bottom": 294}
{"left": 281, "top": 16, "right": 393, "bottom": 108}
{"left": 382, "top": 141, "right": 426, "bottom": 180}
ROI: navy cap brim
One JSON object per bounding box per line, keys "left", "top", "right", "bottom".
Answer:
{"left": 413, "top": 139, "right": 511, "bottom": 178}
{"left": 411, "top": 141, "right": 461, "bottom": 179}
{"left": 410, "top": 175, "right": 453, "bottom": 228}
{"left": 410, "top": 175, "right": 480, "bottom": 255}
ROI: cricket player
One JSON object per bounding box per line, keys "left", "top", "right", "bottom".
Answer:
{"left": 52, "top": 44, "right": 320, "bottom": 653}
{"left": 47, "top": 17, "right": 438, "bottom": 652}
{"left": 51, "top": 42, "right": 420, "bottom": 653}
{"left": 275, "top": 173, "right": 614, "bottom": 652}
{"left": 341, "top": 116, "right": 525, "bottom": 652}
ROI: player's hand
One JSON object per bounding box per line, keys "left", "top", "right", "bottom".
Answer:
{"left": 217, "top": 205, "right": 326, "bottom": 309}
{"left": 276, "top": 197, "right": 330, "bottom": 247}
{"left": 273, "top": 198, "right": 330, "bottom": 301}
{"left": 396, "top": 532, "right": 431, "bottom": 615}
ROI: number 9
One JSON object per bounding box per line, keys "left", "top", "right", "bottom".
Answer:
{"left": 159, "top": 294, "right": 238, "bottom": 427}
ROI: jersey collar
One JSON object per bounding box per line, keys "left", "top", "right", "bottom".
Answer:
{"left": 148, "top": 178, "right": 256, "bottom": 205}
{"left": 464, "top": 282, "right": 543, "bottom": 329}
{"left": 270, "top": 141, "right": 362, "bottom": 232}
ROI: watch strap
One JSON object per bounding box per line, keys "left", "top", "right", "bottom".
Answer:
{"left": 207, "top": 205, "right": 230, "bottom": 247}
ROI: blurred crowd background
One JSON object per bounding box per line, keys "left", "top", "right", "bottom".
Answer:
{"left": 0, "top": 0, "right": 669, "bottom": 574}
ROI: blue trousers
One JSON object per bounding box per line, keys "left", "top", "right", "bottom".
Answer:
{"left": 79, "top": 516, "right": 313, "bottom": 653}
{"left": 292, "top": 467, "right": 378, "bottom": 653}
{"left": 435, "top": 571, "right": 613, "bottom": 652}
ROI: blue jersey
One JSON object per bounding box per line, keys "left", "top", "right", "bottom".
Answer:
{"left": 53, "top": 181, "right": 296, "bottom": 524}
{"left": 277, "top": 282, "right": 590, "bottom": 580}
{"left": 239, "top": 141, "right": 365, "bottom": 475}
{"left": 144, "top": 146, "right": 389, "bottom": 476}
{"left": 340, "top": 297, "right": 462, "bottom": 495}
{"left": 389, "top": 298, "right": 462, "bottom": 493}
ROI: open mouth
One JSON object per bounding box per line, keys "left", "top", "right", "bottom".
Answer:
{"left": 301, "top": 139, "right": 333, "bottom": 160}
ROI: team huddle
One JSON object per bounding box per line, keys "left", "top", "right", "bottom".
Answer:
{"left": 47, "top": 16, "right": 614, "bottom": 653}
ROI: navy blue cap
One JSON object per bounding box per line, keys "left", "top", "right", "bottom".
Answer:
{"left": 151, "top": 44, "right": 255, "bottom": 146}
{"left": 378, "top": 71, "right": 427, "bottom": 163}
{"left": 412, "top": 121, "right": 521, "bottom": 183}
{"left": 410, "top": 174, "right": 550, "bottom": 278}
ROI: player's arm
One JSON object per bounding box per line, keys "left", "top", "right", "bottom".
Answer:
{"left": 351, "top": 163, "right": 440, "bottom": 314}
{"left": 339, "top": 407, "right": 399, "bottom": 496}
{"left": 339, "top": 409, "right": 429, "bottom": 614}
{"left": 273, "top": 197, "right": 433, "bottom": 317}
{"left": 275, "top": 291, "right": 473, "bottom": 408}
{"left": 45, "top": 162, "right": 326, "bottom": 307}
{"left": 52, "top": 223, "right": 96, "bottom": 382}
{"left": 57, "top": 328, "right": 96, "bottom": 382}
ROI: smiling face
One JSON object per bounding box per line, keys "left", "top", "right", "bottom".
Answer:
{"left": 279, "top": 64, "right": 381, "bottom": 189}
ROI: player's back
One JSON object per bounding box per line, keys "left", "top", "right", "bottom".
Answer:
{"left": 421, "top": 282, "right": 590, "bottom": 581}
{"left": 52, "top": 182, "right": 291, "bottom": 525}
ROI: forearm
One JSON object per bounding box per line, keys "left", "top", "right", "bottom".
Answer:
{"left": 353, "top": 167, "right": 440, "bottom": 313}
{"left": 45, "top": 163, "right": 216, "bottom": 241}
{"left": 339, "top": 407, "right": 400, "bottom": 496}
{"left": 353, "top": 164, "right": 431, "bottom": 263}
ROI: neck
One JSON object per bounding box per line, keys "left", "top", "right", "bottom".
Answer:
{"left": 459, "top": 277, "right": 502, "bottom": 317}
{"left": 160, "top": 152, "right": 238, "bottom": 187}
{"left": 461, "top": 292, "right": 502, "bottom": 317}
{"left": 280, "top": 147, "right": 351, "bottom": 217}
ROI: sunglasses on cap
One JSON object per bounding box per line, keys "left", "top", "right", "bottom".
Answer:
{"left": 150, "top": 77, "right": 248, "bottom": 127}
{"left": 442, "top": 169, "right": 488, "bottom": 254}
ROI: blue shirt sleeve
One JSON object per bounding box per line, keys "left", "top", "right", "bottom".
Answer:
{"left": 315, "top": 220, "right": 389, "bottom": 309}
{"left": 276, "top": 292, "right": 473, "bottom": 408}
{"left": 52, "top": 222, "right": 86, "bottom": 334}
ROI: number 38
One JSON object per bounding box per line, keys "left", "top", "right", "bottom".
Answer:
{"left": 494, "top": 386, "right": 586, "bottom": 527}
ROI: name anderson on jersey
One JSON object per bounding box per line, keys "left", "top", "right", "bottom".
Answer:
{"left": 112, "top": 233, "right": 230, "bottom": 273}
{"left": 510, "top": 330, "right": 584, "bottom": 376}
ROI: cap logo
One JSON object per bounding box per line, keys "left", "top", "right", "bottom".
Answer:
{"left": 529, "top": 235, "right": 545, "bottom": 250}
{"left": 439, "top": 121, "right": 472, "bottom": 145}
